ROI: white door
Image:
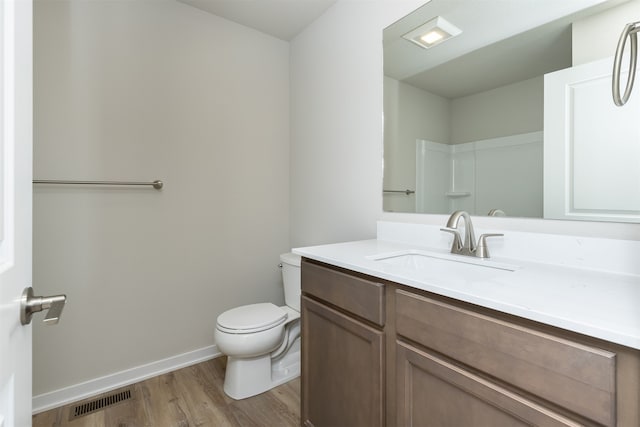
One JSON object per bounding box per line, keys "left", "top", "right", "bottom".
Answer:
{"left": 544, "top": 55, "right": 640, "bottom": 222}
{"left": 0, "top": 0, "right": 34, "bottom": 426}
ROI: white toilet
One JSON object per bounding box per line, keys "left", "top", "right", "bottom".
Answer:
{"left": 214, "top": 252, "right": 302, "bottom": 400}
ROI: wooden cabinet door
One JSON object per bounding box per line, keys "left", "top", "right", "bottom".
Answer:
{"left": 302, "top": 296, "right": 384, "bottom": 427}
{"left": 396, "top": 341, "right": 581, "bottom": 427}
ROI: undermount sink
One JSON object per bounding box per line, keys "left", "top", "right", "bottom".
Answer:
{"left": 367, "top": 250, "right": 520, "bottom": 276}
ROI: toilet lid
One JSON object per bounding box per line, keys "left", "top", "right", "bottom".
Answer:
{"left": 217, "top": 303, "right": 287, "bottom": 334}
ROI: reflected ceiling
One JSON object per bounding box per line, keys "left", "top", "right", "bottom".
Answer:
{"left": 384, "top": 0, "right": 610, "bottom": 98}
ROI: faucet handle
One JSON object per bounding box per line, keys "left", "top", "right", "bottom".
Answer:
{"left": 475, "top": 233, "right": 504, "bottom": 259}
{"left": 441, "top": 228, "right": 463, "bottom": 253}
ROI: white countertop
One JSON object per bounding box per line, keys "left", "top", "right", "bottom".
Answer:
{"left": 294, "top": 238, "right": 640, "bottom": 350}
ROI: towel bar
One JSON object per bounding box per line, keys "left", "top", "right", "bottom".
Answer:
{"left": 33, "top": 179, "right": 164, "bottom": 189}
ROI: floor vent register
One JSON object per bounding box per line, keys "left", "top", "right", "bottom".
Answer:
{"left": 69, "top": 387, "right": 134, "bottom": 420}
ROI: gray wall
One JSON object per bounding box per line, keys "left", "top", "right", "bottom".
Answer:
{"left": 572, "top": 0, "right": 640, "bottom": 66}
{"left": 33, "top": 0, "right": 290, "bottom": 396}
{"left": 450, "top": 76, "right": 543, "bottom": 144}
{"left": 383, "top": 77, "right": 450, "bottom": 213}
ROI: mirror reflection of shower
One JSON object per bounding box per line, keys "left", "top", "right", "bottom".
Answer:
{"left": 414, "top": 133, "right": 542, "bottom": 217}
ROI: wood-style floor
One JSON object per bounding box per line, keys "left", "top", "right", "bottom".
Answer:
{"left": 32, "top": 357, "right": 300, "bottom": 427}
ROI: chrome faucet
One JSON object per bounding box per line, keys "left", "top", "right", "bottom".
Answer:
{"left": 441, "top": 211, "right": 503, "bottom": 258}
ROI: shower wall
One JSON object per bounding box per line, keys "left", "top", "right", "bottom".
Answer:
{"left": 415, "top": 132, "right": 543, "bottom": 217}
{"left": 33, "top": 0, "right": 290, "bottom": 403}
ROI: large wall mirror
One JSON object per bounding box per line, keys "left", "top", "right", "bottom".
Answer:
{"left": 383, "top": 0, "right": 640, "bottom": 223}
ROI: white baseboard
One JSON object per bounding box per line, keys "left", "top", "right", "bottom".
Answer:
{"left": 32, "top": 345, "right": 221, "bottom": 415}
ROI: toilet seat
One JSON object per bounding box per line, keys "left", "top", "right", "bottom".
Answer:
{"left": 217, "top": 303, "right": 287, "bottom": 334}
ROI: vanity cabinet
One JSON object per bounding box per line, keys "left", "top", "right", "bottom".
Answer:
{"left": 301, "top": 258, "right": 640, "bottom": 427}
{"left": 301, "top": 259, "right": 386, "bottom": 427}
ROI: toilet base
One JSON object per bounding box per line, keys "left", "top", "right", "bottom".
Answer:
{"left": 223, "top": 338, "right": 300, "bottom": 400}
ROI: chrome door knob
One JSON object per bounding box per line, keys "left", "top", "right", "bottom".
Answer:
{"left": 20, "top": 286, "right": 67, "bottom": 325}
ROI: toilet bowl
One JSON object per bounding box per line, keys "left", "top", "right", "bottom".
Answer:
{"left": 214, "top": 252, "right": 301, "bottom": 400}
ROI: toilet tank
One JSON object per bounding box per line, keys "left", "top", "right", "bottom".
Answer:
{"left": 280, "top": 252, "right": 301, "bottom": 312}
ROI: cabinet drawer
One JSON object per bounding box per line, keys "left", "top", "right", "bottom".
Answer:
{"left": 396, "top": 290, "right": 616, "bottom": 427}
{"left": 302, "top": 259, "right": 385, "bottom": 326}
{"left": 396, "top": 341, "right": 581, "bottom": 427}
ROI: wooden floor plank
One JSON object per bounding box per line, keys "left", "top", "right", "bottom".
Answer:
{"left": 102, "top": 385, "right": 148, "bottom": 427}
{"left": 173, "top": 364, "right": 233, "bottom": 427}
{"left": 32, "top": 357, "right": 300, "bottom": 427}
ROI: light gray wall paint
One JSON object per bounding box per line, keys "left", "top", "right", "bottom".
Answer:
{"left": 450, "top": 76, "right": 543, "bottom": 145}
{"left": 383, "top": 77, "right": 450, "bottom": 213}
{"left": 33, "top": 0, "right": 290, "bottom": 395}
{"left": 398, "top": 81, "right": 451, "bottom": 146}
{"left": 572, "top": 0, "right": 640, "bottom": 66}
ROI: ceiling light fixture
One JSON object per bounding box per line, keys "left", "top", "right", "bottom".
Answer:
{"left": 402, "top": 16, "right": 462, "bottom": 49}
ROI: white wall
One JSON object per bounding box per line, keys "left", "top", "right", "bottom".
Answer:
{"left": 290, "top": 0, "right": 640, "bottom": 245}
{"left": 289, "top": 1, "right": 424, "bottom": 247}
{"left": 415, "top": 134, "right": 543, "bottom": 218}
{"left": 33, "top": 0, "right": 290, "bottom": 397}
{"left": 415, "top": 140, "right": 451, "bottom": 214}
{"left": 472, "top": 134, "right": 543, "bottom": 218}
